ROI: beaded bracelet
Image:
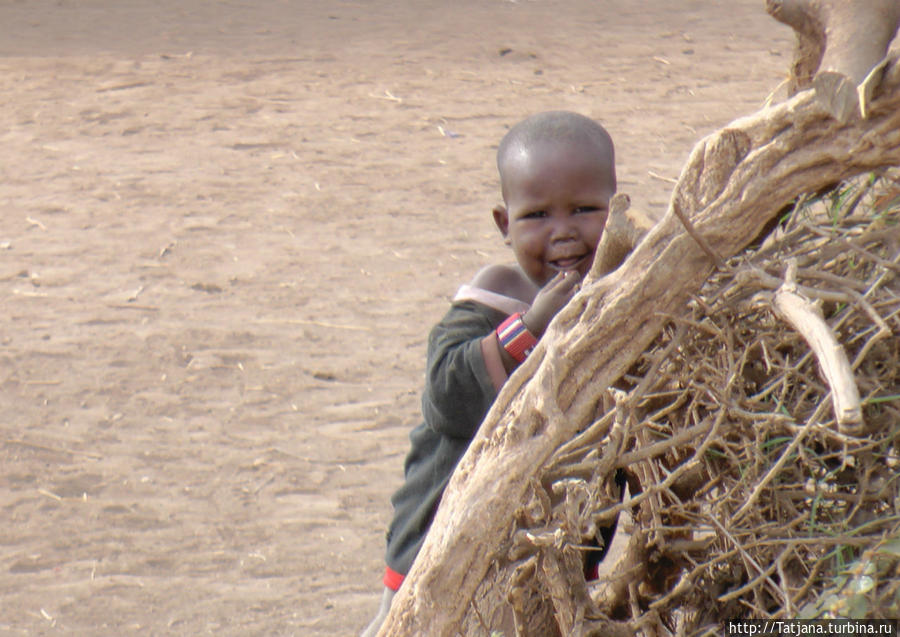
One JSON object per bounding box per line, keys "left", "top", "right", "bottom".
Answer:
{"left": 496, "top": 312, "right": 538, "bottom": 363}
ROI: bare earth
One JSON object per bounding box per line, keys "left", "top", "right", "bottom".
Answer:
{"left": 0, "top": 1, "right": 793, "bottom": 634}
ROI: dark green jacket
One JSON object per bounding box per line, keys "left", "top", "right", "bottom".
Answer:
{"left": 385, "top": 299, "right": 510, "bottom": 576}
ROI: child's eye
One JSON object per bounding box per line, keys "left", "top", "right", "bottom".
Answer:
{"left": 522, "top": 210, "right": 547, "bottom": 219}
{"left": 574, "top": 206, "right": 601, "bottom": 214}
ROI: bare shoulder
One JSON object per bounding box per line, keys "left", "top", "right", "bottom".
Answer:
{"left": 468, "top": 264, "right": 538, "bottom": 304}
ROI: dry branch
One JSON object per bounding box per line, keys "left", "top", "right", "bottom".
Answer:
{"left": 767, "top": 0, "right": 900, "bottom": 87}
{"left": 767, "top": 0, "right": 900, "bottom": 120}
{"left": 772, "top": 260, "right": 863, "bottom": 431}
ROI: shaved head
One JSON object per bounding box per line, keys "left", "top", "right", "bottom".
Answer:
{"left": 497, "top": 111, "right": 615, "bottom": 201}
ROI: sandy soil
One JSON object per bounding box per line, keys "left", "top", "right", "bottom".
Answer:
{"left": 0, "top": 1, "right": 794, "bottom": 634}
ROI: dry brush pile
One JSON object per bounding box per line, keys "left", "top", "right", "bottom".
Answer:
{"left": 543, "top": 174, "right": 900, "bottom": 633}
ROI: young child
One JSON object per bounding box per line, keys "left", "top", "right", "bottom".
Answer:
{"left": 360, "top": 110, "right": 617, "bottom": 637}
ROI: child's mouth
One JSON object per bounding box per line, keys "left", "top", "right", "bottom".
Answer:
{"left": 549, "top": 255, "right": 586, "bottom": 271}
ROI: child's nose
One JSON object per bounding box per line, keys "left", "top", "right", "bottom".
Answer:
{"left": 549, "top": 217, "right": 578, "bottom": 242}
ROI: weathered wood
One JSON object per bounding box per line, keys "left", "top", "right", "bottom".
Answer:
{"left": 379, "top": 5, "right": 900, "bottom": 635}
{"left": 772, "top": 260, "right": 863, "bottom": 431}
{"left": 768, "top": 0, "right": 900, "bottom": 120}
{"left": 767, "top": 0, "right": 900, "bottom": 87}
{"left": 592, "top": 193, "right": 656, "bottom": 276}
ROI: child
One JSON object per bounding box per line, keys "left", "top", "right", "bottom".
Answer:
{"left": 360, "top": 110, "right": 617, "bottom": 637}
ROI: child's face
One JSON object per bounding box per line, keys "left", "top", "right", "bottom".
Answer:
{"left": 494, "top": 141, "right": 615, "bottom": 287}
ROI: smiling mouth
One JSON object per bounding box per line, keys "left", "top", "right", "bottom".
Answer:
{"left": 549, "top": 254, "right": 587, "bottom": 270}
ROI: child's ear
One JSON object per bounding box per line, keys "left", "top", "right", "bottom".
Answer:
{"left": 492, "top": 204, "right": 510, "bottom": 239}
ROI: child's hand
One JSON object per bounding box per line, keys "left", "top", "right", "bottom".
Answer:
{"left": 522, "top": 270, "right": 581, "bottom": 337}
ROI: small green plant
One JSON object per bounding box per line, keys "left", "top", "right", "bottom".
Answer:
{"left": 799, "top": 535, "right": 900, "bottom": 620}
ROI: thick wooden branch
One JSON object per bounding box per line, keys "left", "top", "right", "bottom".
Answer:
{"left": 768, "top": 0, "right": 900, "bottom": 120}
{"left": 767, "top": 0, "right": 900, "bottom": 89}
{"left": 379, "top": 12, "right": 900, "bottom": 637}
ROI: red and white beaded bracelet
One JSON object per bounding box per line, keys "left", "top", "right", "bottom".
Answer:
{"left": 496, "top": 312, "right": 538, "bottom": 363}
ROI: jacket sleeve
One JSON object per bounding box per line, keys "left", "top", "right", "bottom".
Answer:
{"left": 421, "top": 301, "right": 504, "bottom": 439}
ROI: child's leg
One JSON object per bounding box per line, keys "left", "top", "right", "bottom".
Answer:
{"left": 359, "top": 587, "right": 396, "bottom": 637}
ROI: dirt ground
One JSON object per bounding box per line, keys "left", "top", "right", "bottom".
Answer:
{"left": 0, "top": 1, "right": 794, "bottom": 634}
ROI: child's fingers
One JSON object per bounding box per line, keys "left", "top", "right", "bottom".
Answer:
{"left": 546, "top": 271, "right": 581, "bottom": 306}
{"left": 546, "top": 270, "right": 567, "bottom": 287}
{"left": 528, "top": 270, "right": 584, "bottom": 334}
{"left": 544, "top": 270, "right": 575, "bottom": 291}
{"left": 557, "top": 269, "right": 582, "bottom": 292}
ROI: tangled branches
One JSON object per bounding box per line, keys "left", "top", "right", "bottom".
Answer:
{"left": 521, "top": 174, "right": 900, "bottom": 634}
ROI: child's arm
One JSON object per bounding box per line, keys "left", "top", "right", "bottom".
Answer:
{"left": 421, "top": 302, "right": 509, "bottom": 439}
{"left": 422, "top": 266, "right": 580, "bottom": 440}
{"left": 472, "top": 265, "right": 582, "bottom": 375}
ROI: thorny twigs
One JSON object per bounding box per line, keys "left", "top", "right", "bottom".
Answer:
{"left": 502, "top": 175, "right": 900, "bottom": 634}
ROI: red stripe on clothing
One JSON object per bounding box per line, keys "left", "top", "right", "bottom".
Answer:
{"left": 383, "top": 566, "right": 405, "bottom": 591}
